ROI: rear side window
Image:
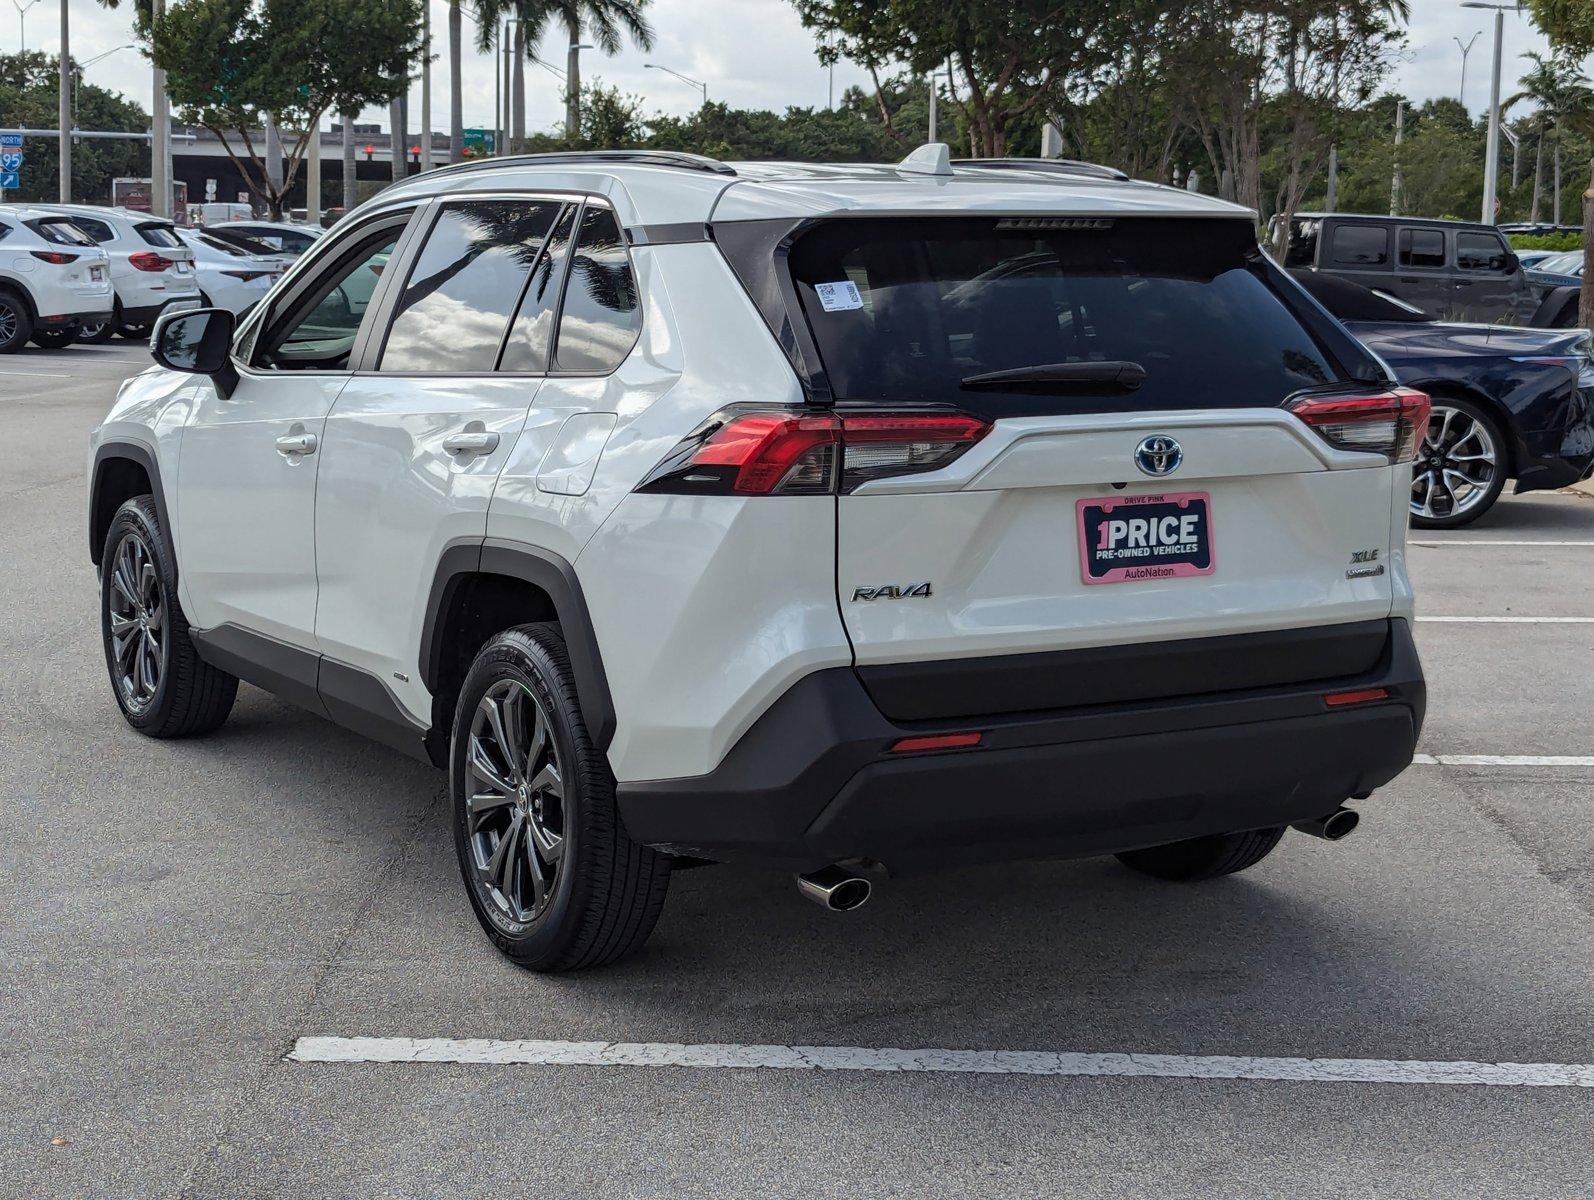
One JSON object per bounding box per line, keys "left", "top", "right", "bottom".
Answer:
{"left": 1398, "top": 228, "right": 1445, "bottom": 269}
{"left": 1329, "top": 225, "right": 1389, "bottom": 267}
{"left": 552, "top": 206, "right": 641, "bottom": 374}
{"left": 27, "top": 218, "right": 97, "bottom": 246}
{"left": 137, "top": 222, "right": 183, "bottom": 248}
{"left": 378, "top": 199, "right": 564, "bottom": 373}
{"left": 1457, "top": 232, "right": 1511, "bottom": 272}
{"left": 68, "top": 216, "right": 114, "bottom": 243}
{"left": 786, "top": 217, "right": 1336, "bottom": 416}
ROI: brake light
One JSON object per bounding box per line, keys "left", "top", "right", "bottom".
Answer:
{"left": 1285, "top": 388, "right": 1430, "bottom": 463}
{"left": 30, "top": 250, "right": 78, "bottom": 265}
{"left": 636, "top": 407, "right": 991, "bottom": 496}
{"left": 129, "top": 251, "right": 175, "bottom": 272}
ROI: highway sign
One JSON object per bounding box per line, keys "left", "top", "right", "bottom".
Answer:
{"left": 0, "top": 171, "right": 19, "bottom": 190}
{"left": 0, "top": 132, "right": 22, "bottom": 150}
{"left": 0, "top": 152, "right": 22, "bottom": 172}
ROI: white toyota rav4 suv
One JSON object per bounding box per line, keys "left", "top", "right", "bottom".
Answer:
{"left": 89, "top": 148, "right": 1428, "bottom": 972}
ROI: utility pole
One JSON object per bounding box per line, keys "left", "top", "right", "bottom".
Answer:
{"left": 342, "top": 111, "right": 356, "bottom": 211}
{"left": 1463, "top": 1, "right": 1516, "bottom": 226}
{"left": 390, "top": 96, "right": 404, "bottom": 182}
{"left": 1390, "top": 99, "right": 1404, "bottom": 216}
{"left": 56, "top": 0, "right": 68, "bottom": 202}
{"left": 152, "top": 0, "right": 171, "bottom": 218}
{"left": 420, "top": 0, "right": 432, "bottom": 171}
{"left": 1326, "top": 143, "right": 1338, "bottom": 211}
{"left": 306, "top": 113, "right": 321, "bottom": 226}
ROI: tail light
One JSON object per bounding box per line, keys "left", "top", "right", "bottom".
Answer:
{"left": 129, "top": 251, "right": 175, "bottom": 272}
{"left": 636, "top": 407, "right": 990, "bottom": 496}
{"left": 1285, "top": 388, "right": 1430, "bottom": 463}
{"left": 30, "top": 250, "right": 78, "bottom": 265}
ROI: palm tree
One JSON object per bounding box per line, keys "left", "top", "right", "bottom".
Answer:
{"left": 549, "top": 0, "right": 654, "bottom": 140}
{"left": 471, "top": 0, "right": 557, "bottom": 151}
{"left": 1504, "top": 52, "right": 1594, "bottom": 224}
{"left": 449, "top": 0, "right": 465, "bottom": 161}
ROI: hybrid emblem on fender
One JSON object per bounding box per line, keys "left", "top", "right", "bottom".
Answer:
{"left": 852, "top": 582, "right": 932, "bottom": 602}
{"left": 1134, "top": 435, "right": 1182, "bottom": 477}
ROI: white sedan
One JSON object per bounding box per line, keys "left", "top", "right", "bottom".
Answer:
{"left": 176, "top": 228, "right": 285, "bottom": 316}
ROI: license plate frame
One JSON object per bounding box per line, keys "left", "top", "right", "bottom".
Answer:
{"left": 1076, "top": 491, "right": 1215, "bottom": 585}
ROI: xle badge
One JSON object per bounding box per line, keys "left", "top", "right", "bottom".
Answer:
{"left": 852, "top": 582, "right": 932, "bottom": 602}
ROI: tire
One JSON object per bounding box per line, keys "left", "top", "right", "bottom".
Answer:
{"left": 30, "top": 327, "right": 76, "bottom": 350}
{"left": 117, "top": 322, "right": 151, "bottom": 341}
{"left": 77, "top": 319, "right": 115, "bottom": 344}
{"left": 0, "top": 289, "right": 33, "bottom": 353}
{"left": 1116, "top": 826, "right": 1286, "bottom": 882}
{"left": 1410, "top": 396, "right": 1508, "bottom": 530}
{"left": 451, "top": 623, "right": 671, "bottom": 972}
{"left": 100, "top": 496, "right": 238, "bottom": 737}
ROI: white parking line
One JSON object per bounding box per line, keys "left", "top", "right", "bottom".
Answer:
{"left": 286, "top": 1037, "right": 1593, "bottom": 1087}
{"left": 1410, "top": 540, "right": 1594, "bottom": 547}
{"left": 0, "top": 369, "right": 70, "bottom": 378}
{"left": 1416, "top": 616, "right": 1594, "bottom": 623}
{"left": 1412, "top": 754, "right": 1594, "bottom": 767}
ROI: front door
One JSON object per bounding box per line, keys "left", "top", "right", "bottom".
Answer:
{"left": 176, "top": 213, "right": 413, "bottom": 649}
{"left": 1453, "top": 229, "right": 1520, "bottom": 322}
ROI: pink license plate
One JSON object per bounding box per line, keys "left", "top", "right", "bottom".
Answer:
{"left": 1077, "top": 492, "right": 1215, "bottom": 584}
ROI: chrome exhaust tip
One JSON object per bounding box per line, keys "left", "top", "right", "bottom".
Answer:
{"left": 1291, "top": 807, "right": 1360, "bottom": 841}
{"left": 796, "top": 865, "right": 872, "bottom": 912}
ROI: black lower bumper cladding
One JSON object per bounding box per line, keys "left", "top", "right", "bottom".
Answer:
{"left": 617, "top": 620, "right": 1425, "bottom": 873}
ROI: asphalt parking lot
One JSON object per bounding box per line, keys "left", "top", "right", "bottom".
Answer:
{"left": 2, "top": 345, "right": 1590, "bottom": 1199}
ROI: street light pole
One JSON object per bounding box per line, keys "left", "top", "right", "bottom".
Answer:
{"left": 13, "top": 0, "right": 39, "bottom": 52}
{"left": 419, "top": 0, "right": 432, "bottom": 171}
{"left": 152, "top": 0, "right": 171, "bottom": 218}
{"left": 56, "top": 0, "right": 68, "bottom": 202}
{"left": 1454, "top": 31, "right": 1481, "bottom": 106}
{"left": 643, "top": 63, "right": 708, "bottom": 106}
{"left": 1463, "top": 1, "right": 1518, "bottom": 226}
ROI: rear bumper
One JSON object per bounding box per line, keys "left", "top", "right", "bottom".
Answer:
{"left": 617, "top": 619, "right": 1425, "bottom": 872}
{"left": 120, "top": 297, "right": 200, "bottom": 324}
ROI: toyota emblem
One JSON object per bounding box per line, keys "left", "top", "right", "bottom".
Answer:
{"left": 1134, "top": 435, "right": 1182, "bottom": 477}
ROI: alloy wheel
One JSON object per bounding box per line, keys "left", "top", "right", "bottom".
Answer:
{"left": 465, "top": 678, "right": 566, "bottom": 928}
{"left": 0, "top": 302, "right": 16, "bottom": 343}
{"left": 107, "top": 531, "right": 167, "bottom": 712}
{"left": 1411, "top": 404, "right": 1498, "bottom": 522}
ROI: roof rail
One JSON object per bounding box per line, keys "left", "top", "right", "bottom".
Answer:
{"left": 952, "top": 158, "right": 1130, "bottom": 183}
{"left": 430, "top": 150, "right": 736, "bottom": 178}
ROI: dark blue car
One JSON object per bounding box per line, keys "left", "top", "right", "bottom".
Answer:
{"left": 1291, "top": 270, "right": 1594, "bottom": 528}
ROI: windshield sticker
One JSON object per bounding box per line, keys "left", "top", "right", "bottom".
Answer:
{"left": 814, "top": 280, "right": 864, "bottom": 312}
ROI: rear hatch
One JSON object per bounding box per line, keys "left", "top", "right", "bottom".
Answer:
{"left": 783, "top": 216, "right": 1416, "bottom": 719}
{"left": 134, "top": 220, "right": 198, "bottom": 290}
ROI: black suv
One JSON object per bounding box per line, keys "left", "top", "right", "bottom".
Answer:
{"left": 1280, "top": 213, "right": 1580, "bottom": 328}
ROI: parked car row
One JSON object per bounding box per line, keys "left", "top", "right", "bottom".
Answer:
{"left": 0, "top": 205, "right": 321, "bottom": 352}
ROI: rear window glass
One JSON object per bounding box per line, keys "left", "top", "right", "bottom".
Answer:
{"left": 1329, "top": 225, "right": 1389, "bottom": 267}
{"left": 137, "top": 222, "right": 183, "bottom": 248}
{"left": 28, "top": 218, "right": 98, "bottom": 247}
{"left": 1398, "top": 228, "right": 1445, "bottom": 269}
{"left": 786, "top": 217, "right": 1337, "bottom": 415}
{"left": 1457, "top": 232, "right": 1511, "bottom": 272}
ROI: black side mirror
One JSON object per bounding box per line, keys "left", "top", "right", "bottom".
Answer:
{"left": 152, "top": 307, "right": 239, "bottom": 397}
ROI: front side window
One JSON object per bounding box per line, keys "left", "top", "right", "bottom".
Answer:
{"left": 254, "top": 224, "right": 403, "bottom": 371}
{"left": 378, "top": 199, "right": 563, "bottom": 373}
{"left": 786, "top": 216, "right": 1336, "bottom": 417}
{"left": 1398, "top": 228, "right": 1445, "bottom": 269}
{"left": 552, "top": 206, "right": 642, "bottom": 374}
{"left": 1329, "top": 225, "right": 1389, "bottom": 267}
{"left": 1457, "top": 232, "right": 1511, "bottom": 272}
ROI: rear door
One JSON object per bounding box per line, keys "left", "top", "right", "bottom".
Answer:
{"left": 786, "top": 217, "right": 1405, "bottom": 708}
{"left": 1395, "top": 227, "right": 1452, "bottom": 316}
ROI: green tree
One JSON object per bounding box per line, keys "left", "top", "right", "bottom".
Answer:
{"left": 0, "top": 52, "right": 149, "bottom": 203}
{"left": 548, "top": 0, "right": 653, "bottom": 140}
{"left": 792, "top": 0, "right": 1128, "bottom": 158}
{"left": 1525, "top": 0, "right": 1594, "bottom": 324}
{"left": 142, "top": 0, "right": 423, "bottom": 218}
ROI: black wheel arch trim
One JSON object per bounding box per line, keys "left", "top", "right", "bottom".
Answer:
{"left": 419, "top": 538, "right": 617, "bottom": 751}
{"left": 90, "top": 440, "right": 178, "bottom": 573}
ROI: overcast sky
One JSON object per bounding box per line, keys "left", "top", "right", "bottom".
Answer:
{"left": 28, "top": 0, "right": 1572, "bottom": 139}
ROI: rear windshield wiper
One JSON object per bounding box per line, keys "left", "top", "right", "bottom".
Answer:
{"left": 959, "top": 360, "right": 1146, "bottom": 394}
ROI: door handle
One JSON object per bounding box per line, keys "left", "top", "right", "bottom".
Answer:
{"left": 442, "top": 431, "right": 500, "bottom": 455}
{"left": 275, "top": 432, "right": 318, "bottom": 456}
